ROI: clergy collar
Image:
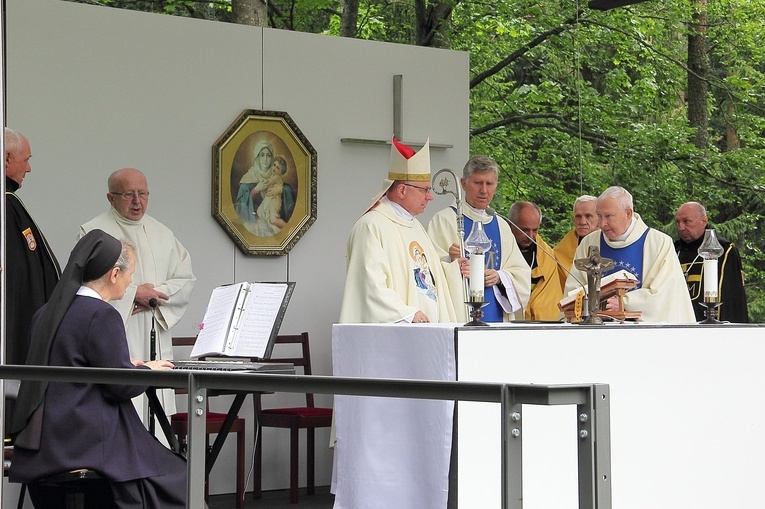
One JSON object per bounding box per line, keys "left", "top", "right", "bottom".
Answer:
{"left": 110, "top": 205, "right": 144, "bottom": 226}
{"left": 465, "top": 201, "right": 490, "bottom": 217}
{"left": 612, "top": 216, "right": 637, "bottom": 242}
{"left": 380, "top": 196, "right": 414, "bottom": 221}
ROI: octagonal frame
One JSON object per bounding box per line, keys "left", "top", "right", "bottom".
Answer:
{"left": 212, "top": 109, "right": 317, "bottom": 256}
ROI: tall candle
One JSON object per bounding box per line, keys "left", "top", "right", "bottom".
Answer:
{"left": 469, "top": 252, "right": 484, "bottom": 302}
{"left": 703, "top": 259, "right": 718, "bottom": 301}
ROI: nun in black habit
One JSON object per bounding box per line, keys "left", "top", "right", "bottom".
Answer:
{"left": 9, "top": 229, "right": 188, "bottom": 508}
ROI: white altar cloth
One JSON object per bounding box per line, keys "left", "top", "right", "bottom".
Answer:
{"left": 331, "top": 323, "right": 457, "bottom": 509}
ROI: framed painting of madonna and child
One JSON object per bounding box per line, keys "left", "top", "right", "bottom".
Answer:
{"left": 212, "top": 109, "right": 317, "bottom": 256}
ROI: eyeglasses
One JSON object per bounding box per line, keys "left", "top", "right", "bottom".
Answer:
{"left": 402, "top": 183, "right": 433, "bottom": 195}
{"left": 110, "top": 191, "right": 150, "bottom": 201}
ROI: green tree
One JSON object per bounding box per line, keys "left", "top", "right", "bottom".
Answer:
{"left": 61, "top": 0, "right": 765, "bottom": 320}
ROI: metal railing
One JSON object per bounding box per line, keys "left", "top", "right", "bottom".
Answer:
{"left": 0, "top": 365, "right": 611, "bottom": 509}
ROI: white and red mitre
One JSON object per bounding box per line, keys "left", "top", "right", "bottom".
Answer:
{"left": 365, "top": 136, "right": 431, "bottom": 212}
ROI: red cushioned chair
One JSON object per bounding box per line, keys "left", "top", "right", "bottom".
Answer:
{"left": 170, "top": 337, "right": 246, "bottom": 508}
{"left": 253, "top": 332, "right": 333, "bottom": 504}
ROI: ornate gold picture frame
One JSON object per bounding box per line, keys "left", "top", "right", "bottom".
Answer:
{"left": 212, "top": 110, "right": 317, "bottom": 256}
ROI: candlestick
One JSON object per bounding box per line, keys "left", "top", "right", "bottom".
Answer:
{"left": 698, "top": 228, "right": 724, "bottom": 323}
{"left": 698, "top": 228, "right": 723, "bottom": 301}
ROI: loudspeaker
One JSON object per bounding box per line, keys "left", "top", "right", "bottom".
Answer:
{"left": 588, "top": 0, "right": 650, "bottom": 10}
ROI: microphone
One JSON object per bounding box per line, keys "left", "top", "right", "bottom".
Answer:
{"left": 148, "top": 298, "right": 158, "bottom": 362}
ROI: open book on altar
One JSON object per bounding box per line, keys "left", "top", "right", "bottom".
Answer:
{"left": 191, "top": 281, "right": 295, "bottom": 359}
{"left": 559, "top": 270, "right": 639, "bottom": 308}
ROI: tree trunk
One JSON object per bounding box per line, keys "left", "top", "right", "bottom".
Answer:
{"left": 184, "top": 1, "right": 215, "bottom": 20}
{"left": 687, "top": 0, "right": 709, "bottom": 149}
{"left": 340, "top": 0, "right": 359, "bottom": 38}
{"left": 726, "top": 102, "right": 740, "bottom": 149}
{"left": 233, "top": 0, "right": 268, "bottom": 27}
{"left": 726, "top": 70, "right": 740, "bottom": 150}
{"left": 415, "top": 0, "right": 453, "bottom": 48}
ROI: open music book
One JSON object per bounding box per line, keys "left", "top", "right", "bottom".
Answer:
{"left": 191, "top": 281, "right": 295, "bottom": 359}
{"left": 559, "top": 270, "right": 638, "bottom": 308}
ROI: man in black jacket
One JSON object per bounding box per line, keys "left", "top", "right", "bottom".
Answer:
{"left": 675, "top": 201, "right": 749, "bottom": 322}
{"left": 4, "top": 127, "right": 61, "bottom": 366}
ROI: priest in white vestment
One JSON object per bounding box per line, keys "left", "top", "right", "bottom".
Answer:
{"left": 79, "top": 168, "right": 196, "bottom": 425}
{"left": 564, "top": 186, "right": 694, "bottom": 323}
{"left": 339, "top": 137, "right": 459, "bottom": 324}
{"left": 428, "top": 155, "right": 530, "bottom": 322}
{"left": 334, "top": 137, "right": 460, "bottom": 509}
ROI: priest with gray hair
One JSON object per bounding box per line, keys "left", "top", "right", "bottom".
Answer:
{"left": 565, "top": 186, "right": 694, "bottom": 322}
{"left": 428, "top": 155, "right": 529, "bottom": 322}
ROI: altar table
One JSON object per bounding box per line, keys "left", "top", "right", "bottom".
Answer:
{"left": 333, "top": 321, "right": 765, "bottom": 509}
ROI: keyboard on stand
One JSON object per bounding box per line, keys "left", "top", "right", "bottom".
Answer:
{"left": 171, "top": 359, "right": 294, "bottom": 373}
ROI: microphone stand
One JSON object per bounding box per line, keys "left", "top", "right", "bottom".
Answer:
{"left": 432, "top": 168, "right": 470, "bottom": 313}
{"left": 143, "top": 298, "right": 182, "bottom": 453}
{"left": 502, "top": 215, "right": 592, "bottom": 322}
{"left": 148, "top": 298, "right": 158, "bottom": 435}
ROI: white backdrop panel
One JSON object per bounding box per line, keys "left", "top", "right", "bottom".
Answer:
{"left": 4, "top": 0, "right": 469, "bottom": 502}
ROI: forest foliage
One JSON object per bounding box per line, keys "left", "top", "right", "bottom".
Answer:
{"left": 64, "top": 0, "right": 765, "bottom": 321}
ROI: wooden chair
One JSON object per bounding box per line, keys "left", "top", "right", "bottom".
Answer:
{"left": 169, "top": 336, "right": 246, "bottom": 508}
{"left": 253, "top": 332, "right": 333, "bottom": 504}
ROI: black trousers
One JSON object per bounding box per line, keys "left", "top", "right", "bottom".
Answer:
{"left": 29, "top": 449, "right": 191, "bottom": 509}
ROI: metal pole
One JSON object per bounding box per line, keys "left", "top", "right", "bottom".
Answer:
{"left": 432, "top": 168, "right": 470, "bottom": 312}
{"left": 593, "top": 384, "right": 612, "bottom": 508}
{"left": 1, "top": 0, "right": 8, "bottom": 505}
{"left": 502, "top": 385, "right": 523, "bottom": 509}
{"left": 185, "top": 373, "right": 207, "bottom": 509}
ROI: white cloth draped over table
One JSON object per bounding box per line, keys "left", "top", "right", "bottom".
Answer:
{"left": 331, "top": 323, "right": 457, "bottom": 509}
